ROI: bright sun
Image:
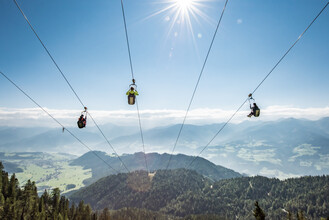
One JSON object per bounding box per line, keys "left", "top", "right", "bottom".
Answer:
{"left": 145, "top": 0, "right": 209, "bottom": 27}
{"left": 176, "top": 0, "right": 194, "bottom": 9}
{"left": 144, "top": 0, "right": 211, "bottom": 44}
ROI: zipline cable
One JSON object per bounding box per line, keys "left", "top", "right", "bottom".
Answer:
{"left": 12, "top": 0, "right": 85, "bottom": 108}
{"left": 136, "top": 99, "right": 149, "bottom": 172}
{"left": 166, "top": 0, "right": 229, "bottom": 170}
{"left": 186, "top": 1, "right": 329, "bottom": 169}
{"left": 251, "top": 1, "right": 329, "bottom": 95}
{"left": 0, "top": 70, "right": 119, "bottom": 174}
{"left": 120, "top": 0, "right": 149, "bottom": 172}
{"left": 87, "top": 113, "right": 130, "bottom": 172}
{"left": 120, "top": 0, "right": 135, "bottom": 80}
{"left": 13, "top": 0, "right": 130, "bottom": 173}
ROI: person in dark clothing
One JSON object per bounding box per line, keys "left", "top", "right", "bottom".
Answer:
{"left": 77, "top": 113, "right": 87, "bottom": 128}
{"left": 248, "top": 103, "right": 260, "bottom": 117}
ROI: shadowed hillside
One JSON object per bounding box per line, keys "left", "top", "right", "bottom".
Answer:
{"left": 70, "top": 169, "right": 329, "bottom": 219}
{"left": 69, "top": 151, "right": 242, "bottom": 185}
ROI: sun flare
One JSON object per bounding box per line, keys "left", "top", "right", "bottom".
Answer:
{"left": 145, "top": 0, "right": 210, "bottom": 29}
{"left": 143, "top": 0, "right": 212, "bottom": 53}
{"left": 176, "top": 0, "right": 195, "bottom": 9}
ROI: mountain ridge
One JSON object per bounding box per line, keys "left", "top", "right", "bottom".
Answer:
{"left": 69, "top": 151, "right": 243, "bottom": 185}
{"left": 70, "top": 169, "right": 329, "bottom": 219}
{"left": 1, "top": 117, "right": 328, "bottom": 178}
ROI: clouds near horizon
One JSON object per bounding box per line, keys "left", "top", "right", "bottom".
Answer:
{"left": 0, "top": 106, "right": 329, "bottom": 128}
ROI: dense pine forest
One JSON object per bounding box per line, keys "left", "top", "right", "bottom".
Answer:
{"left": 0, "top": 161, "right": 96, "bottom": 219}
{"left": 1, "top": 161, "right": 329, "bottom": 219}
{"left": 71, "top": 169, "right": 329, "bottom": 220}
{"left": 0, "top": 161, "right": 222, "bottom": 219}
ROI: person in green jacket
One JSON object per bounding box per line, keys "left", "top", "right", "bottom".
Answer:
{"left": 126, "top": 87, "right": 138, "bottom": 105}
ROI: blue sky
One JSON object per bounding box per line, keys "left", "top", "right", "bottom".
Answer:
{"left": 0, "top": 0, "right": 329, "bottom": 126}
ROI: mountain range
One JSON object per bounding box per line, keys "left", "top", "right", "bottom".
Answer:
{"left": 1, "top": 117, "right": 329, "bottom": 178}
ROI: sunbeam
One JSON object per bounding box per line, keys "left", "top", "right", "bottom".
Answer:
{"left": 144, "top": 0, "right": 213, "bottom": 39}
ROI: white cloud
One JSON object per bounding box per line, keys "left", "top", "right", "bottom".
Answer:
{"left": 206, "top": 148, "right": 219, "bottom": 152}
{"left": 289, "top": 144, "right": 320, "bottom": 162}
{"left": 219, "top": 153, "right": 227, "bottom": 158}
{"left": 300, "top": 161, "right": 312, "bottom": 167}
{"left": 205, "top": 153, "right": 218, "bottom": 159}
{"left": 314, "top": 154, "right": 329, "bottom": 170}
{"left": 0, "top": 106, "right": 328, "bottom": 128}
{"left": 237, "top": 19, "right": 243, "bottom": 24}
{"left": 246, "top": 140, "right": 272, "bottom": 148}
{"left": 264, "top": 106, "right": 329, "bottom": 118}
{"left": 237, "top": 148, "right": 281, "bottom": 165}
{"left": 223, "top": 145, "right": 236, "bottom": 153}
{"left": 164, "top": 16, "right": 170, "bottom": 21}
{"left": 259, "top": 167, "right": 299, "bottom": 180}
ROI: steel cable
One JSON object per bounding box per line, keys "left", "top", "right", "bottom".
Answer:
{"left": 186, "top": 1, "right": 329, "bottom": 169}
{"left": 0, "top": 70, "right": 119, "bottom": 173}
{"left": 166, "top": 0, "right": 229, "bottom": 169}
{"left": 13, "top": 0, "right": 130, "bottom": 173}
{"left": 120, "top": 0, "right": 149, "bottom": 172}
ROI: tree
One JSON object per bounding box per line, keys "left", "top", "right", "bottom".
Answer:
{"left": 2, "top": 171, "right": 9, "bottom": 199}
{"left": 0, "top": 162, "right": 98, "bottom": 219}
{"left": 52, "top": 188, "right": 61, "bottom": 219}
{"left": 253, "top": 201, "right": 266, "bottom": 220}
{"left": 82, "top": 204, "right": 92, "bottom": 220}
{"left": 30, "top": 199, "right": 39, "bottom": 219}
{"left": 297, "top": 210, "right": 305, "bottom": 220}
{"left": 99, "top": 207, "right": 110, "bottom": 220}
{"left": 0, "top": 162, "right": 3, "bottom": 195}
{"left": 69, "top": 202, "right": 76, "bottom": 219}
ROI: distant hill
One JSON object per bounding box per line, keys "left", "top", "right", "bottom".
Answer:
{"left": 1, "top": 160, "right": 23, "bottom": 173}
{"left": 206, "top": 117, "right": 329, "bottom": 178}
{"left": 0, "top": 128, "right": 103, "bottom": 154}
{"left": 70, "top": 169, "right": 208, "bottom": 211}
{"left": 0, "top": 124, "right": 138, "bottom": 155}
{"left": 70, "top": 169, "right": 329, "bottom": 219}
{"left": 74, "top": 117, "right": 329, "bottom": 179}
{"left": 0, "top": 126, "right": 47, "bottom": 145}
{"left": 69, "top": 151, "right": 242, "bottom": 185}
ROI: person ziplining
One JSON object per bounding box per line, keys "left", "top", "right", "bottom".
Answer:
{"left": 247, "top": 94, "right": 260, "bottom": 118}
{"left": 126, "top": 79, "right": 138, "bottom": 105}
{"left": 77, "top": 107, "right": 88, "bottom": 128}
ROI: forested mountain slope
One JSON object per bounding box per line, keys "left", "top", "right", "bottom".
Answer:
{"left": 0, "top": 161, "right": 224, "bottom": 219}
{"left": 70, "top": 169, "right": 329, "bottom": 219}
{"left": 70, "top": 151, "right": 242, "bottom": 185}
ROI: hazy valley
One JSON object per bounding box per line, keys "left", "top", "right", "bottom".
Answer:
{"left": 1, "top": 117, "right": 329, "bottom": 180}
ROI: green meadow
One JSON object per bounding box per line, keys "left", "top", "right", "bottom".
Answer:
{"left": 1, "top": 152, "right": 92, "bottom": 194}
